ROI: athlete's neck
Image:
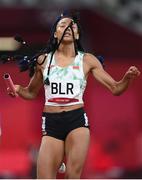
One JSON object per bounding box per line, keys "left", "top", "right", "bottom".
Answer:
{"left": 57, "top": 43, "right": 76, "bottom": 57}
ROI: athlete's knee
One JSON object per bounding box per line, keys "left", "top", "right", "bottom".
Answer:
{"left": 37, "top": 165, "right": 56, "bottom": 179}
{"left": 65, "top": 163, "right": 83, "bottom": 179}
{"left": 36, "top": 156, "right": 56, "bottom": 179}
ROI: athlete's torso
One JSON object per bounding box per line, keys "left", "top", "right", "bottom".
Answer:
{"left": 42, "top": 51, "right": 87, "bottom": 111}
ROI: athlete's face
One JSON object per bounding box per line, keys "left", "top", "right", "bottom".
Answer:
{"left": 54, "top": 17, "right": 79, "bottom": 43}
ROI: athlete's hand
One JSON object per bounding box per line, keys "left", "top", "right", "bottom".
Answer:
{"left": 7, "top": 85, "right": 20, "bottom": 97}
{"left": 124, "top": 66, "right": 140, "bottom": 80}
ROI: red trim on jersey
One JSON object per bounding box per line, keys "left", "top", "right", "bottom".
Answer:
{"left": 48, "top": 98, "right": 79, "bottom": 104}
{"left": 73, "top": 66, "right": 79, "bottom": 69}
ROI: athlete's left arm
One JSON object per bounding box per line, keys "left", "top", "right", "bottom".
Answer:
{"left": 84, "top": 53, "right": 141, "bottom": 96}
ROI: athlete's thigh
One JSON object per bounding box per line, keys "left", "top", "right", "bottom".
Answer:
{"left": 65, "top": 127, "right": 90, "bottom": 169}
{"left": 37, "top": 136, "right": 64, "bottom": 178}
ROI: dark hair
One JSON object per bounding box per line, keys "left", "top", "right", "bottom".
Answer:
{"left": 43, "top": 11, "right": 84, "bottom": 54}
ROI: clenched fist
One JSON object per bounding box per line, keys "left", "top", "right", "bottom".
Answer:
{"left": 124, "top": 66, "right": 140, "bottom": 80}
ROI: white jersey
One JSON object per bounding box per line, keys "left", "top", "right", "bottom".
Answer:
{"left": 43, "top": 51, "right": 87, "bottom": 106}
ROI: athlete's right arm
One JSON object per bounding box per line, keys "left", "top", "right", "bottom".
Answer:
{"left": 15, "top": 56, "right": 45, "bottom": 100}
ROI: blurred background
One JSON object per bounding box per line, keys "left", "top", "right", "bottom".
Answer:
{"left": 0, "top": 0, "right": 142, "bottom": 178}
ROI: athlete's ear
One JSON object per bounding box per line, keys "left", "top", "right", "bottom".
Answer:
{"left": 54, "top": 32, "right": 57, "bottom": 38}
{"left": 76, "top": 33, "right": 79, "bottom": 40}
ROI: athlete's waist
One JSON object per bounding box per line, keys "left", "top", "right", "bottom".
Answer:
{"left": 43, "top": 104, "right": 84, "bottom": 113}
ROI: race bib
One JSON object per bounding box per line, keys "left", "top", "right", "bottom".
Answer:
{"left": 50, "top": 80, "right": 80, "bottom": 98}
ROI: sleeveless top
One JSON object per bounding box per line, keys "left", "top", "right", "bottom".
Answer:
{"left": 43, "top": 51, "right": 87, "bottom": 106}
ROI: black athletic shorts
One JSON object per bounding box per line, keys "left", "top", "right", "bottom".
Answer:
{"left": 41, "top": 108, "right": 90, "bottom": 141}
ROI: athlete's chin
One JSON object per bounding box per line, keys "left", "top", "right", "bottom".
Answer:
{"left": 62, "top": 38, "right": 74, "bottom": 44}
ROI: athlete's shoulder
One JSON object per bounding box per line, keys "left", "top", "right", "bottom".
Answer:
{"left": 83, "top": 53, "right": 99, "bottom": 63}
{"left": 83, "top": 53, "right": 103, "bottom": 70}
{"left": 35, "top": 53, "right": 49, "bottom": 72}
{"left": 78, "top": 51, "right": 97, "bottom": 60}
{"left": 37, "top": 53, "right": 48, "bottom": 65}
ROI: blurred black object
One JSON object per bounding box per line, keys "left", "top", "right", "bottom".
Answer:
{"left": 14, "top": 35, "right": 27, "bottom": 45}
{"left": 0, "top": 55, "right": 11, "bottom": 63}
